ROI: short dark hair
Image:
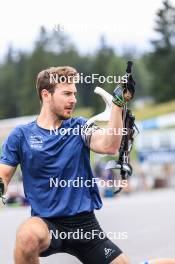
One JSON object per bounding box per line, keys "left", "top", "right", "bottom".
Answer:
{"left": 36, "top": 66, "right": 78, "bottom": 101}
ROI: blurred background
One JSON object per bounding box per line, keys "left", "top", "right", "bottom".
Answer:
{"left": 0, "top": 0, "right": 175, "bottom": 263}
{"left": 1, "top": 0, "right": 175, "bottom": 199}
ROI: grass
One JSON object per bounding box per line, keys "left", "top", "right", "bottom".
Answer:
{"left": 133, "top": 100, "right": 175, "bottom": 120}
{"left": 75, "top": 101, "right": 175, "bottom": 122}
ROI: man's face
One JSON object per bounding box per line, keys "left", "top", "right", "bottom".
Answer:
{"left": 48, "top": 83, "right": 77, "bottom": 120}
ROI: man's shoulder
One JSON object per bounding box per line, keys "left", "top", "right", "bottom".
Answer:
{"left": 9, "top": 121, "right": 36, "bottom": 136}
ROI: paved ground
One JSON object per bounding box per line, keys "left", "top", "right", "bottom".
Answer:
{"left": 0, "top": 188, "right": 175, "bottom": 264}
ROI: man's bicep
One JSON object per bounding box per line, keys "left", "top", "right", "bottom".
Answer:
{"left": 88, "top": 127, "right": 118, "bottom": 155}
{"left": 81, "top": 122, "right": 105, "bottom": 153}
{"left": 0, "top": 163, "right": 17, "bottom": 184}
{"left": 89, "top": 130, "right": 106, "bottom": 154}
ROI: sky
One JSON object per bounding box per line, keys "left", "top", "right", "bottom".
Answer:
{"left": 1, "top": 0, "right": 175, "bottom": 60}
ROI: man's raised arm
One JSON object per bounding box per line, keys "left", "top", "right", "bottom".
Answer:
{"left": 86, "top": 62, "right": 135, "bottom": 155}
{"left": 89, "top": 104, "right": 123, "bottom": 155}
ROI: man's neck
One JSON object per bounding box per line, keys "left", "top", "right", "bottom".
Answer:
{"left": 36, "top": 108, "right": 62, "bottom": 130}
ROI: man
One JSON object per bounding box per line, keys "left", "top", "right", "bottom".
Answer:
{"left": 0, "top": 67, "right": 170, "bottom": 264}
{"left": 1, "top": 67, "right": 175, "bottom": 264}
{"left": 0, "top": 66, "right": 133, "bottom": 264}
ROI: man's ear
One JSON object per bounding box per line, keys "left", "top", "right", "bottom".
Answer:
{"left": 41, "top": 89, "right": 51, "bottom": 102}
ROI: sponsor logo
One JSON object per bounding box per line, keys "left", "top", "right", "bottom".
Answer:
{"left": 104, "top": 247, "right": 115, "bottom": 259}
{"left": 29, "top": 135, "right": 43, "bottom": 149}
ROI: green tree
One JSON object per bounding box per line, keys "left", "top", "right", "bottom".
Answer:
{"left": 92, "top": 36, "right": 125, "bottom": 113}
{"left": 0, "top": 46, "right": 20, "bottom": 118}
{"left": 0, "top": 27, "right": 150, "bottom": 119}
{"left": 147, "top": 0, "right": 175, "bottom": 102}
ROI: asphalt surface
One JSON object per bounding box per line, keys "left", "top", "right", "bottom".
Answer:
{"left": 0, "top": 189, "right": 175, "bottom": 264}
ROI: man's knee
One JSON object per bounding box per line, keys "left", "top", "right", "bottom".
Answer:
{"left": 15, "top": 217, "right": 50, "bottom": 256}
{"left": 16, "top": 229, "right": 40, "bottom": 255}
{"left": 111, "top": 253, "right": 131, "bottom": 264}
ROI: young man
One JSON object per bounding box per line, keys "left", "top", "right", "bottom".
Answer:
{"left": 0, "top": 66, "right": 132, "bottom": 264}
{"left": 1, "top": 67, "right": 175, "bottom": 264}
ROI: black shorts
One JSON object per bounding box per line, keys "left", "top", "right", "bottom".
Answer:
{"left": 40, "top": 211, "right": 122, "bottom": 264}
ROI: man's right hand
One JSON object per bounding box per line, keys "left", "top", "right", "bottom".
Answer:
{"left": 112, "top": 74, "right": 135, "bottom": 108}
{"left": 0, "top": 164, "right": 17, "bottom": 204}
{"left": 0, "top": 177, "right": 5, "bottom": 199}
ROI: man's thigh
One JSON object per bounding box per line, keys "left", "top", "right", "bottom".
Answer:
{"left": 39, "top": 218, "right": 63, "bottom": 257}
{"left": 73, "top": 236, "right": 124, "bottom": 264}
